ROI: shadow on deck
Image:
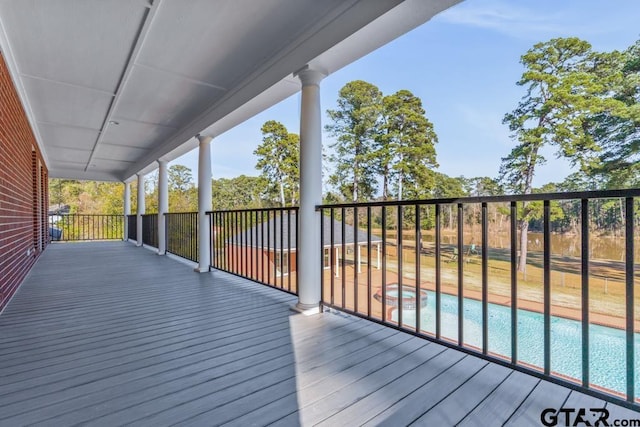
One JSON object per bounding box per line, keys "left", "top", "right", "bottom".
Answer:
{"left": 0, "top": 242, "right": 636, "bottom": 426}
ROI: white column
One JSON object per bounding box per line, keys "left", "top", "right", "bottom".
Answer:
{"left": 377, "top": 243, "right": 381, "bottom": 269}
{"left": 136, "top": 173, "right": 145, "bottom": 247}
{"left": 295, "top": 67, "right": 326, "bottom": 313}
{"left": 357, "top": 245, "right": 362, "bottom": 274}
{"left": 158, "top": 159, "right": 168, "bottom": 255}
{"left": 335, "top": 247, "right": 339, "bottom": 278}
{"left": 123, "top": 182, "right": 131, "bottom": 241}
{"left": 196, "top": 134, "right": 213, "bottom": 272}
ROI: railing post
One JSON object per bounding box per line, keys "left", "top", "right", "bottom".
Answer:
{"left": 543, "top": 199, "right": 551, "bottom": 375}
{"left": 195, "top": 134, "right": 212, "bottom": 272}
{"left": 581, "top": 199, "right": 589, "bottom": 388}
{"left": 294, "top": 66, "right": 326, "bottom": 314}
{"left": 158, "top": 159, "right": 168, "bottom": 255}
{"left": 625, "top": 197, "right": 635, "bottom": 402}
{"left": 457, "top": 203, "right": 464, "bottom": 346}
{"left": 136, "top": 173, "right": 145, "bottom": 247}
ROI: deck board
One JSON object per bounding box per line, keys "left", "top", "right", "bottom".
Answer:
{"left": 504, "top": 380, "right": 572, "bottom": 426}
{"left": 456, "top": 370, "right": 538, "bottom": 426}
{"left": 418, "top": 363, "right": 512, "bottom": 425}
{"left": 0, "top": 242, "right": 635, "bottom": 426}
{"left": 321, "top": 350, "right": 477, "bottom": 426}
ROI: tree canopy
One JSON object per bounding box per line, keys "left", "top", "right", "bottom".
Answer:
{"left": 500, "top": 37, "right": 638, "bottom": 194}
{"left": 326, "top": 81, "right": 439, "bottom": 202}
{"left": 499, "top": 36, "right": 638, "bottom": 270}
{"left": 326, "top": 80, "right": 382, "bottom": 202}
{"left": 254, "top": 120, "right": 300, "bottom": 206}
{"left": 377, "top": 89, "right": 438, "bottom": 200}
{"left": 212, "top": 175, "right": 270, "bottom": 210}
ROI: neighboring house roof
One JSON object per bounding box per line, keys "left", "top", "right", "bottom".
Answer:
{"left": 225, "top": 212, "right": 382, "bottom": 250}
{"left": 48, "top": 204, "right": 70, "bottom": 215}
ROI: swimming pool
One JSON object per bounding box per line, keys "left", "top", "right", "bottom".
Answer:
{"left": 392, "top": 291, "right": 640, "bottom": 396}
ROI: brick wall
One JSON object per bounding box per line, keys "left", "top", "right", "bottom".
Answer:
{"left": 0, "top": 51, "right": 48, "bottom": 313}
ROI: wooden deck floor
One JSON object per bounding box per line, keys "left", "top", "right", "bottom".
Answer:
{"left": 0, "top": 242, "right": 637, "bottom": 426}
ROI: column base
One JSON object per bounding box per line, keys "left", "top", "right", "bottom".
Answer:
{"left": 194, "top": 266, "right": 210, "bottom": 273}
{"left": 157, "top": 251, "right": 166, "bottom": 256}
{"left": 290, "top": 302, "right": 321, "bottom": 316}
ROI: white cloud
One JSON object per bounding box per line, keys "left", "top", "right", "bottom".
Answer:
{"left": 436, "top": 0, "right": 586, "bottom": 39}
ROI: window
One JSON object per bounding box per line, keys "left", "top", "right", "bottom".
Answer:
{"left": 323, "top": 247, "right": 330, "bottom": 269}
{"left": 275, "top": 252, "right": 289, "bottom": 276}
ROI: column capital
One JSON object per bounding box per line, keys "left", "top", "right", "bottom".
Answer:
{"left": 295, "top": 66, "right": 327, "bottom": 87}
{"left": 196, "top": 134, "right": 213, "bottom": 145}
{"left": 157, "top": 158, "right": 168, "bottom": 166}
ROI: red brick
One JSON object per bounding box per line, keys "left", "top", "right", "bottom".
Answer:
{"left": 0, "top": 52, "right": 48, "bottom": 312}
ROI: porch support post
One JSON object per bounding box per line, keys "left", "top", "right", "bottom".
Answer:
{"left": 136, "top": 173, "right": 145, "bottom": 247}
{"left": 158, "top": 159, "right": 168, "bottom": 255}
{"left": 294, "top": 67, "right": 326, "bottom": 314}
{"left": 195, "top": 134, "right": 212, "bottom": 273}
{"left": 123, "top": 181, "right": 131, "bottom": 241}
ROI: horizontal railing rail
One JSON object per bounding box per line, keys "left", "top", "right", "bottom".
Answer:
{"left": 127, "top": 214, "right": 136, "bottom": 241}
{"left": 317, "top": 188, "right": 640, "bottom": 409}
{"left": 317, "top": 188, "right": 640, "bottom": 208}
{"left": 207, "top": 207, "right": 298, "bottom": 295}
{"left": 48, "top": 214, "right": 124, "bottom": 241}
{"left": 141, "top": 213, "right": 158, "bottom": 248}
{"left": 165, "top": 212, "right": 198, "bottom": 263}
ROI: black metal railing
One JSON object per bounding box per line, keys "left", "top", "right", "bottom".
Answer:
{"left": 208, "top": 207, "right": 298, "bottom": 295}
{"left": 317, "top": 189, "right": 640, "bottom": 409}
{"left": 127, "top": 214, "right": 137, "bottom": 241}
{"left": 166, "top": 212, "right": 198, "bottom": 263}
{"left": 142, "top": 213, "right": 158, "bottom": 248}
{"left": 48, "top": 214, "right": 124, "bottom": 241}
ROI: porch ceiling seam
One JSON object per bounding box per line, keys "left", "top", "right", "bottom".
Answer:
{"left": 84, "top": 0, "right": 162, "bottom": 174}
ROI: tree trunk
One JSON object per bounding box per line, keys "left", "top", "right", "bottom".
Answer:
{"left": 518, "top": 218, "right": 529, "bottom": 273}
{"left": 279, "top": 181, "right": 285, "bottom": 207}
{"left": 517, "top": 146, "right": 537, "bottom": 273}
{"left": 398, "top": 174, "right": 403, "bottom": 201}
{"left": 353, "top": 160, "right": 359, "bottom": 202}
{"left": 382, "top": 167, "right": 389, "bottom": 200}
{"left": 619, "top": 198, "right": 624, "bottom": 235}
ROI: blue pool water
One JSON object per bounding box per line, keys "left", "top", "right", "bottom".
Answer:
{"left": 392, "top": 291, "right": 640, "bottom": 395}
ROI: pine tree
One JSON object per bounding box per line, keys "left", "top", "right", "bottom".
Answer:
{"left": 254, "top": 120, "right": 299, "bottom": 206}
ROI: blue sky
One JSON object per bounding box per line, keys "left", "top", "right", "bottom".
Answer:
{"left": 173, "top": 0, "right": 640, "bottom": 188}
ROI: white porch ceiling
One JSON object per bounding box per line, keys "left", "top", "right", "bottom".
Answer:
{"left": 0, "top": 0, "right": 460, "bottom": 182}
